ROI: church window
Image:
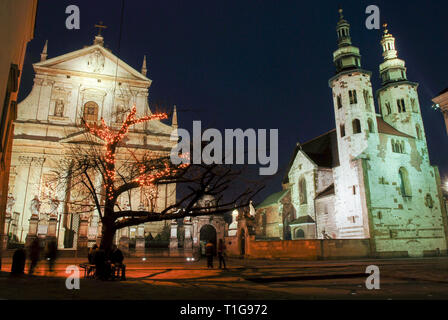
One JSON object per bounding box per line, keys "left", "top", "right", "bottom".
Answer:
{"left": 401, "top": 70, "right": 405, "bottom": 79}
{"left": 397, "top": 98, "right": 406, "bottom": 113}
{"left": 299, "top": 177, "right": 307, "bottom": 205}
{"left": 352, "top": 185, "right": 356, "bottom": 195}
{"left": 367, "top": 118, "right": 374, "bottom": 133}
{"left": 340, "top": 124, "right": 345, "bottom": 137}
{"left": 352, "top": 118, "right": 361, "bottom": 134}
{"left": 83, "top": 101, "right": 99, "bottom": 122}
{"left": 398, "top": 167, "right": 411, "bottom": 197}
{"left": 295, "top": 229, "right": 305, "bottom": 239}
{"left": 349, "top": 90, "right": 357, "bottom": 104}
{"left": 378, "top": 211, "right": 382, "bottom": 219}
{"left": 385, "top": 102, "right": 391, "bottom": 115}
{"left": 425, "top": 194, "right": 434, "bottom": 208}
{"left": 363, "top": 90, "right": 370, "bottom": 109}
{"left": 411, "top": 98, "right": 418, "bottom": 112}
{"left": 416, "top": 125, "right": 422, "bottom": 139}
{"left": 337, "top": 95, "right": 342, "bottom": 109}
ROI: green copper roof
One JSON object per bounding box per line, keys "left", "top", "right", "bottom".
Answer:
{"left": 256, "top": 189, "right": 289, "bottom": 209}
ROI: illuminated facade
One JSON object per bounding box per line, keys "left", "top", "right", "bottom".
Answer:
{"left": 257, "top": 11, "right": 448, "bottom": 257}
{"left": 7, "top": 32, "right": 177, "bottom": 249}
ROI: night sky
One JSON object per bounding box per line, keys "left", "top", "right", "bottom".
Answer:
{"left": 19, "top": 0, "right": 448, "bottom": 202}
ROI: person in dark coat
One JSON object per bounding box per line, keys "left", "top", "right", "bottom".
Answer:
{"left": 11, "top": 248, "right": 26, "bottom": 275}
{"left": 217, "top": 239, "right": 227, "bottom": 269}
{"left": 45, "top": 239, "right": 58, "bottom": 274}
{"left": 110, "top": 245, "right": 126, "bottom": 280}
{"left": 28, "top": 238, "right": 41, "bottom": 275}
{"left": 205, "top": 240, "right": 214, "bottom": 269}
{"left": 88, "top": 244, "right": 98, "bottom": 264}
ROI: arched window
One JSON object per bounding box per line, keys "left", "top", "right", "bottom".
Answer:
{"left": 337, "top": 95, "right": 342, "bottom": 109}
{"left": 83, "top": 101, "right": 99, "bottom": 122}
{"left": 385, "top": 102, "right": 391, "bottom": 115}
{"left": 299, "top": 177, "right": 307, "bottom": 204}
{"left": 398, "top": 167, "right": 411, "bottom": 197}
{"left": 295, "top": 229, "right": 305, "bottom": 239}
{"left": 416, "top": 125, "right": 422, "bottom": 139}
{"left": 352, "top": 119, "right": 361, "bottom": 134}
{"left": 349, "top": 90, "right": 357, "bottom": 104}
{"left": 397, "top": 98, "right": 406, "bottom": 113}
{"left": 425, "top": 194, "right": 434, "bottom": 209}
{"left": 367, "top": 118, "right": 374, "bottom": 133}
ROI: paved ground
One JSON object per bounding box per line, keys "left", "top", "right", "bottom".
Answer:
{"left": 0, "top": 256, "right": 448, "bottom": 300}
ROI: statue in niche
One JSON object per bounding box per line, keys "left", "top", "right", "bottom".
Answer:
{"left": 116, "top": 104, "right": 125, "bottom": 123}
{"left": 54, "top": 99, "right": 64, "bottom": 117}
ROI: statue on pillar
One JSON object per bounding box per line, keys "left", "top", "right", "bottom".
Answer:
{"left": 49, "top": 198, "right": 60, "bottom": 218}
{"left": 249, "top": 200, "right": 256, "bottom": 217}
{"left": 30, "top": 196, "right": 41, "bottom": 218}
{"left": 6, "top": 193, "right": 15, "bottom": 214}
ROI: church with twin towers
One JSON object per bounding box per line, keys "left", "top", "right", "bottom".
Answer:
{"left": 255, "top": 10, "right": 448, "bottom": 257}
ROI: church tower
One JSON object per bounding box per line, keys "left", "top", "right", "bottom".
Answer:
{"left": 328, "top": 10, "right": 377, "bottom": 239}
{"left": 329, "top": 9, "right": 378, "bottom": 164}
{"left": 376, "top": 24, "right": 426, "bottom": 144}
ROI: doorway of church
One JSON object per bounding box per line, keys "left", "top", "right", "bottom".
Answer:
{"left": 199, "top": 224, "right": 217, "bottom": 256}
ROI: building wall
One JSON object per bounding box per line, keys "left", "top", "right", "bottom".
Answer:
{"left": 8, "top": 42, "right": 176, "bottom": 248}
{"left": 364, "top": 132, "right": 448, "bottom": 257}
{"left": 0, "top": 0, "right": 38, "bottom": 250}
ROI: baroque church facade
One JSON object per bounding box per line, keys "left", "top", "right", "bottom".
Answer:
{"left": 255, "top": 12, "right": 448, "bottom": 257}
{"left": 5, "top": 32, "right": 177, "bottom": 249}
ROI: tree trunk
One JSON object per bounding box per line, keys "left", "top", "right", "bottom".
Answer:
{"left": 99, "top": 220, "right": 115, "bottom": 253}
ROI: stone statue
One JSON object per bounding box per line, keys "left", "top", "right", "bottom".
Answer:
{"left": 249, "top": 200, "right": 256, "bottom": 216}
{"left": 54, "top": 99, "right": 64, "bottom": 117}
{"left": 6, "top": 193, "right": 15, "bottom": 213}
{"left": 30, "top": 196, "right": 41, "bottom": 217}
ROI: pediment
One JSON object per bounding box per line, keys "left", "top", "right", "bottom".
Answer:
{"left": 59, "top": 130, "right": 106, "bottom": 145}
{"left": 34, "top": 44, "right": 150, "bottom": 83}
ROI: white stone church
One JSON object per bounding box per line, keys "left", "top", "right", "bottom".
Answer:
{"left": 5, "top": 31, "right": 177, "bottom": 249}
{"left": 256, "top": 12, "right": 448, "bottom": 257}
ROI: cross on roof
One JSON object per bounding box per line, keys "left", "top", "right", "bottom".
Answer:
{"left": 94, "top": 21, "right": 107, "bottom": 36}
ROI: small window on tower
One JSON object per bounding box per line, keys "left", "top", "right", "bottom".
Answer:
{"left": 411, "top": 98, "right": 418, "bottom": 113}
{"left": 349, "top": 90, "right": 357, "bottom": 104}
{"left": 352, "top": 119, "right": 361, "bottom": 134}
{"left": 337, "top": 95, "right": 342, "bottom": 109}
{"left": 367, "top": 118, "right": 374, "bottom": 133}
{"left": 385, "top": 102, "right": 391, "bottom": 115}
{"left": 363, "top": 90, "right": 370, "bottom": 110}
{"left": 340, "top": 124, "right": 345, "bottom": 137}
{"left": 416, "top": 125, "right": 422, "bottom": 139}
{"left": 397, "top": 98, "right": 406, "bottom": 113}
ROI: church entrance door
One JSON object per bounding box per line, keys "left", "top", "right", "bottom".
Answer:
{"left": 199, "top": 224, "right": 217, "bottom": 256}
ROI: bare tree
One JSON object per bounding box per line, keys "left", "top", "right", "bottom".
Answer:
{"left": 56, "top": 106, "right": 261, "bottom": 251}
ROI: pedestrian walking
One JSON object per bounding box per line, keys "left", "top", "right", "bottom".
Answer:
{"left": 45, "top": 239, "right": 58, "bottom": 274}
{"left": 217, "top": 239, "right": 227, "bottom": 269}
{"left": 205, "top": 240, "right": 214, "bottom": 269}
{"left": 28, "top": 238, "right": 41, "bottom": 275}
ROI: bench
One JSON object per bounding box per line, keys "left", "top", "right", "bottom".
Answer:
{"left": 79, "top": 263, "right": 96, "bottom": 279}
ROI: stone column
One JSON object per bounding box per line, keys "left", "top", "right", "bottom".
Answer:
{"left": 25, "top": 214, "right": 39, "bottom": 247}
{"left": 135, "top": 224, "right": 145, "bottom": 251}
{"left": 47, "top": 215, "right": 58, "bottom": 240}
{"left": 119, "top": 227, "right": 130, "bottom": 252}
{"left": 183, "top": 218, "right": 193, "bottom": 251}
{"left": 169, "top": 220, "right": 178, "bottom": 251}
{"left": 77, "top": 215, "right": 89, "bottom": 249}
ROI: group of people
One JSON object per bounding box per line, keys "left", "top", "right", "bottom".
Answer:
{"left": 87, "top": 244, "right": 126, "bottom": 280}
{"left": 205, "top": 239, "right": 227, "bottom": 269}
{"left": 11, "top": 237, "right": 58, "bottom": 276}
